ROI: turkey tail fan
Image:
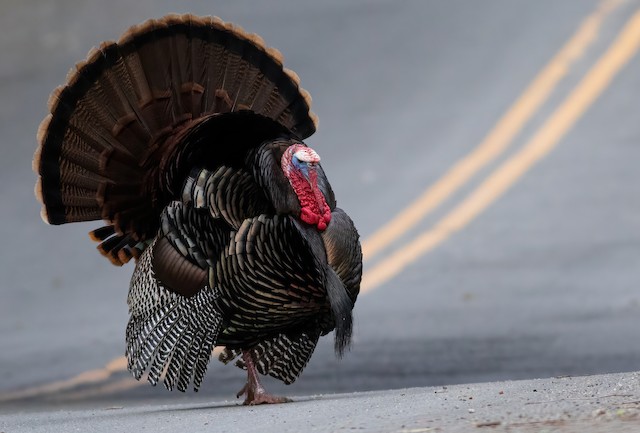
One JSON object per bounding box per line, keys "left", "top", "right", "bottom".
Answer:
{"left": 33, "top": 14, "right": 317, "bottom": 265}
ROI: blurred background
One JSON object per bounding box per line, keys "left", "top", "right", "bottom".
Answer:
{"left": 1, "top": 0, "right": 639, "bottom": 407}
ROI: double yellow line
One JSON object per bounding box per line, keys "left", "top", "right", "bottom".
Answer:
{"left": 361, "top": 0, "right": 635, "bottom": 293}
{"left": 2, "top": 0, "right": 639, "bottom": 403}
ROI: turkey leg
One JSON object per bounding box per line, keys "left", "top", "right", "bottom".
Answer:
{"left": 236, "top": 350, "right": 292, "bottom": 405}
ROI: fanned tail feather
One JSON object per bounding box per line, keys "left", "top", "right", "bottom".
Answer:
{"left": 34, "top": 14, "right": 317, "bottom": 265}
{"left": 89, "top": 226, "right": 152, "bottom": 265}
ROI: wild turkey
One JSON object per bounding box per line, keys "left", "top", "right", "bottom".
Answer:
{"left": 33, "top": 14, "right": 362, "bottom": 405}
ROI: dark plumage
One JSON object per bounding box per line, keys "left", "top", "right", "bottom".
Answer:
{"left": 33, "top": 14, "right": 362, "bottom": 404}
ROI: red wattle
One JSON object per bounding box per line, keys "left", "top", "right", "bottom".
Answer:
{"left": 300, "top": 207, "right": 320, "bottom": 226}
{"left": 288, "top": 168, "right": 331, "bottom": 231}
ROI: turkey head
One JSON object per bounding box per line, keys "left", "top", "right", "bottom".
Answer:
{"left": 281, "top": 144, "right": 332, "bottom": 231}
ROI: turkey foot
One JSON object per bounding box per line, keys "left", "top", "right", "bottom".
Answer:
{"left": 236, "top": 351, "right": 292, "bottom": 405}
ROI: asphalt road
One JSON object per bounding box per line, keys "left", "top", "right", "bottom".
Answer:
{"left": 3, "top": 372, "right": 640, "bottom": 433}
{"left": 1, "top": 0, "right": 640, "bottom": 426}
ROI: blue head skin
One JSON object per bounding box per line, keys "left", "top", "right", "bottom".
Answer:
{"left": 291, "top": 153, "right": 313, "bottom": 181}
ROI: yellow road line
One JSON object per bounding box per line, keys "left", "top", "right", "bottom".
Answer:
{"left": 361, "top": 0, "right": 622, "bottom": 262}
{"left": 0, "top": 349, "right": 225, "bottom": 403}
{"left": 0, "top": 357, "right": 126, "bottom": 403}
{"left": 361, "top": 6, "right": 640, "bottom": 293}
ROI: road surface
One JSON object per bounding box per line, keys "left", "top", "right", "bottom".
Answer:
{"left": 3, "top": 372, "right": 640, "bottom": 432}
{"left": 1, "top": 0, "right": 639, "bottom": 429}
